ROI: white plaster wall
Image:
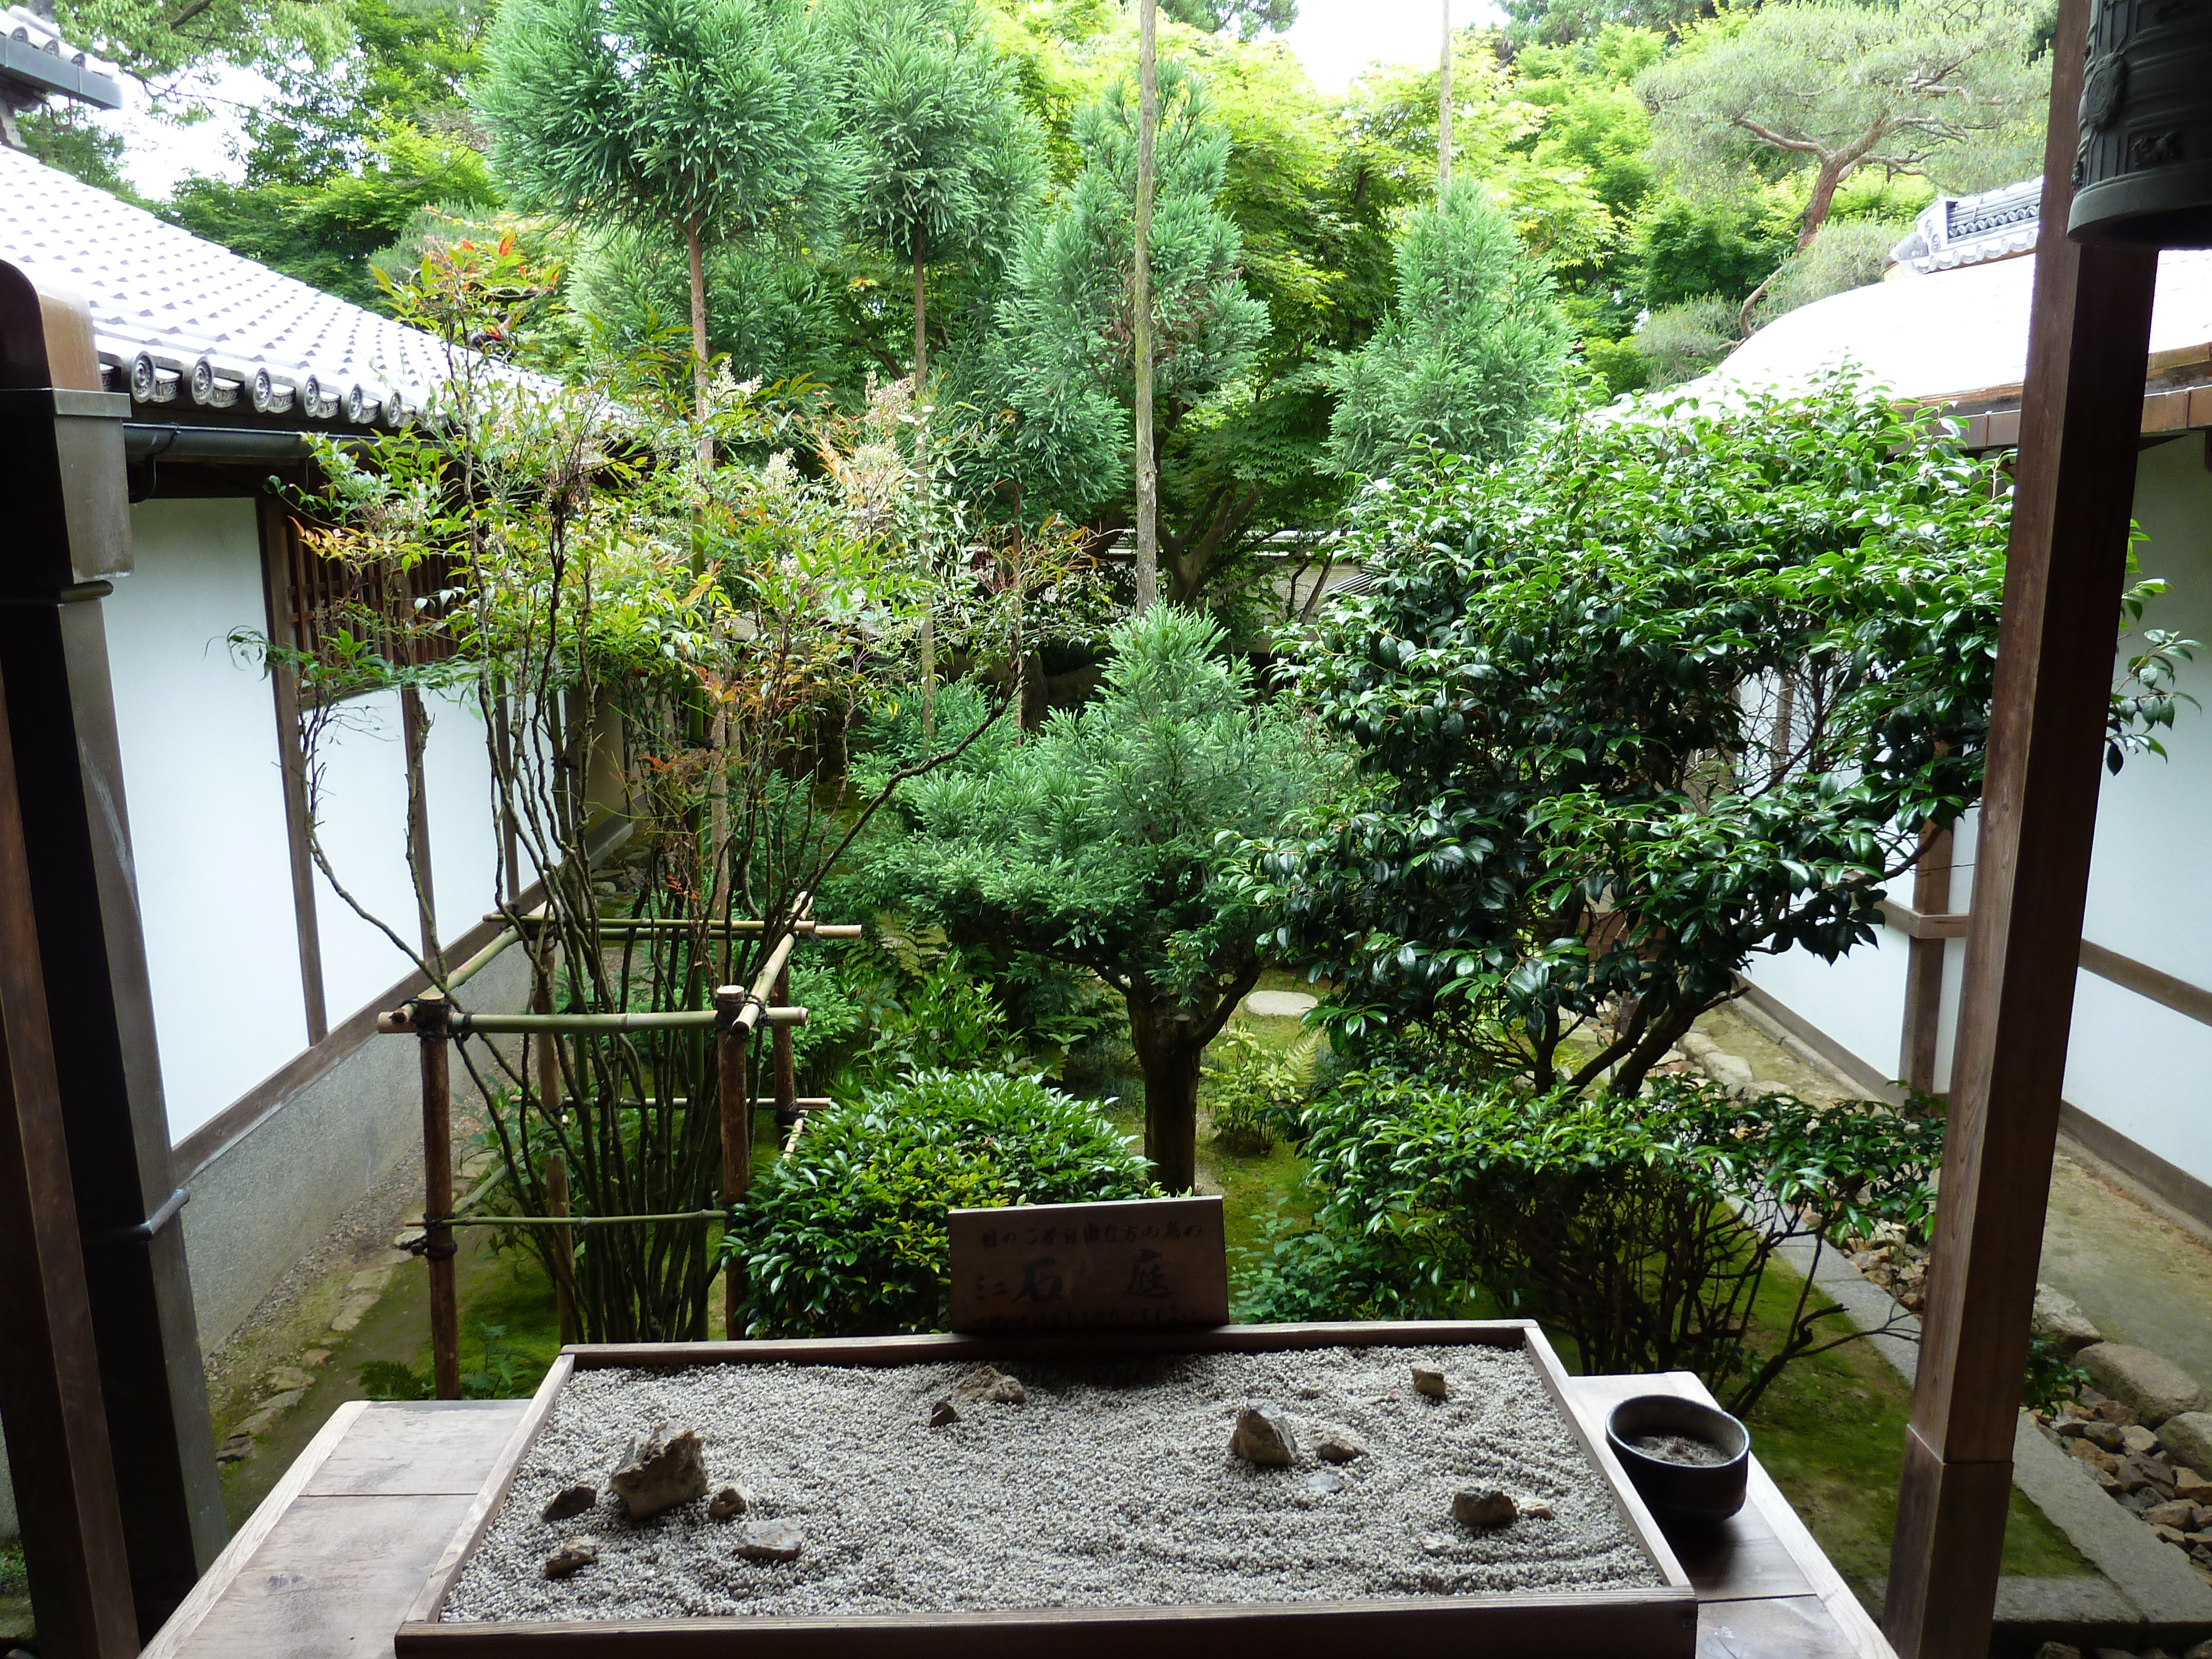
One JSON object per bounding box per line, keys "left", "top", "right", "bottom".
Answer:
{"left": 310, "top": 688, "right": 422, "bottom": 1018}
{"left": 106, "top": 499, "right": 310, "bottom": 1142}
{"left": 2063, "top": 436, "right": 2212, "bottom": 1186}
{"left": 420, "top": 682, "right": 504, "bottom": 933}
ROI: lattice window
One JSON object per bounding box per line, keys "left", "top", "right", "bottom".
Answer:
{"left": 278, "top": 514, "right": 459, "bottom": 681}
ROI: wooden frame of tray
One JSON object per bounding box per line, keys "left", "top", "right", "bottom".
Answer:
{"left": 393, "top": 1320, "right": 1697, "bottom": 1658}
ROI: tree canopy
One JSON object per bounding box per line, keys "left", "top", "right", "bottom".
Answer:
{"left": 887, "top": 605, "right": 1332, "bottom": 1190}
{"left": 1639, "top": 0, "right": 2049, "bottom": 248}
{"left": 1251, "top": 375, "right": 2190, "bottom": 1095}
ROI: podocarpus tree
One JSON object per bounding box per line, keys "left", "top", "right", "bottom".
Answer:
{"left": 1251, "top": 374, "right": 2192, "bottom": 1097}
{"left": 827, "top": 0, "right": 1041, "bottom": 400}
{"left": 1322, "top": 179, "right": 1572, "bottom": 479}
{"left": 1638, "top": 0, "right": 2048, "bottom": 251}
{"left": 478, "top": 0, "right": 844, "bottom": 439}
{"left": 890, "top": 607, "right": 1330, "bottom": 1191}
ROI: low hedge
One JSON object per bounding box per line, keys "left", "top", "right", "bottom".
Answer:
{"left": 722, "top": 1069, "right": 1157, "bottom": 1337}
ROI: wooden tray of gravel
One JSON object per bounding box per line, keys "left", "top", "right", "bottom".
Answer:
{"left": 395, "top": 1321, "right": 1696, "bottom": 1657}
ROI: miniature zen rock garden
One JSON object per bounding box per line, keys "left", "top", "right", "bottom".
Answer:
{"left": 442, "top": 1346, "right": 1657, "bottom": 1621}
{"left": 406, "top": 1199, "right": 1700, "bottom": 1653}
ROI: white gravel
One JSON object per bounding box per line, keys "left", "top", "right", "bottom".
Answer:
{"left": 442, "top": 1343, "right": 1661, "bottom": 1622}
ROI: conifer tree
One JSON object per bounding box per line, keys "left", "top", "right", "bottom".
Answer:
{"left": 1323, "top": 180, "right": 1570, "bottom": 477}
{"left": 478, "top": 0, "right": 844, "bottom": 441}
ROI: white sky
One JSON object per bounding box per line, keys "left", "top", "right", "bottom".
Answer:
{"left": 1285, "top": 0, "right": 1498, "bottom": 95}
{"left": 93, "top": 0, "right": 1491, "bottom": 199}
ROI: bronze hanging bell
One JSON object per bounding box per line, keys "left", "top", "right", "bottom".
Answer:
{"left": 2069, "top": 0, "right": 2212, "bottom": 247}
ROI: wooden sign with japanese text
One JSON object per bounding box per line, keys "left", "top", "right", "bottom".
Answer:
{"left": 947, "top": 1196, "right": 1229, "bottom": 1332}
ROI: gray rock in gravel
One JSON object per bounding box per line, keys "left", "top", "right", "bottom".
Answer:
{"left": 611, "top": 1427, "right": 709, "bottom": 1520}
{"left": 2077, "top": 1344, "right": 2211, "bottom": 1428}
{"left": 1410, "top": 1367, "right": 1448, "bottom": 1401}
{"left": 2159, "top": 1411, "right": 2212, "bottom": 1475}
{"left": 952, "top": 1365, "right": 1026, "bottom": 1406}
{"left": 1312, "top": 1431, "right": 1365, "bottom": 1464}
{"left": 736, "top": 1520, "right": 804, "bottom": 1563}
{"left": 2032, "top": 1285, "right": 2104, "bottom": 1356}
{"left": 541, "top": 1483, "right": 597, "bottom": 1522}
{"left": 1305, "top": 1471, "right": 1345, "bottom": 1495}
{"left": 707, "top": 1486, "right": 751, "bottom": 1521}
{"left": 928, "top": 1399, "right": 960, "bottom": 1428}
{"left": 1524, "top": 1502, "right": 1555, "bottom": 1520}
{"left": 2029, "top": 1645, "right": 2080, "bottom": 1659}
{"left": 1451, "top": 1488, "right": 1518, "bottom": 1529}
{"left": 542, "top": 1535, "right": 599, "bottom": 1579}
{"left": 1230, "top": 1404, "right": 1298, "bottom": 1468}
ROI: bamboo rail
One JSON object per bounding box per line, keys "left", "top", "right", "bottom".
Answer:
{"left": 384, "top": 896, "right": 849, "bottom": 1395}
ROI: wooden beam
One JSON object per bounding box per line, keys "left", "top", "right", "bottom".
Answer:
{"left": 258, "top": 499, "right": 327, "bottom": 1042}
{"left": 1897, "top": 826, "right": 1955, "bottom": 1096}
{"left": 0, "top": 566, "right": 138, "bottom": 1659}
{"left": 1881, "top": 2, "right": 2161, "bottom": 1652}
{"left": 0, "top": 257, "right": 228, "bottom": 1636}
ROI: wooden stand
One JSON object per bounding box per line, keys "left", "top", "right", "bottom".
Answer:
{"left": 416, "top": 990, "right": 461, "bottom": 1400}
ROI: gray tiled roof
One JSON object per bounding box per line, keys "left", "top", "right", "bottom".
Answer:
{"left": 2, "top": 4, "right": 123, "bottom": 107}
{"left": 0, "top": 143, "right": 542, "bottom": 426}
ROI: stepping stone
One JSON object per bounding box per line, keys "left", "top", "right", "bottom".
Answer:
{"left": 1243, "top": 990, "right": 1317, "bottom": 1018}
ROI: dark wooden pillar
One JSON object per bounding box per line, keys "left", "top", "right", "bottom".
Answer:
{"left": 0, "top": 260, "right": 228, "bottom": 1639}
{"left": 1882, "top": 3, "right": 2160, "bottom": 1652}
{"left": 1897, "top": 822, "right": 1954, "bottom": 1097}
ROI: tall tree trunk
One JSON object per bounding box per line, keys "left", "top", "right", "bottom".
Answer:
{"left": 1128, "top": 997, "right": 1201, "bottom": 1194}
{"left": 1438, "top": 0, "right": 1452, "bottom": 192}
{"left": 1132, "top": 0, "right": 1160, "bottom": 614}
{"left": 687, "top": 216, "right": 712, "bottom": 471}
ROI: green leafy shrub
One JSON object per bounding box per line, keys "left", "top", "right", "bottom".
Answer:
{"left": 1201, "top": 1026, "right": 1306, "bottom": 1156}
{"left": 2023, "top": 1334, "right": 2091, "bottom": 1415}
{"left": 1262, "top": 1071, "right": 1943, "bottom": 1415}
{"left": 354, "top": 1322, "right": 527, "bottom": 1401}
{"left": 723, "top": 1070, "right": 1158, "bottom": 1337}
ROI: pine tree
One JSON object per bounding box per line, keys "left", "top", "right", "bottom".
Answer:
{"left": 1323, "top": 180, "right": 1570, "bottom": 477}
{"left": 478, "top": 0, "right": 846, "bottom": 442}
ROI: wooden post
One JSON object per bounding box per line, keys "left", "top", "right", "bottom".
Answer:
{"left": 533, "top": 941, "right": 578, "bottom": 1347}
{"left": 0, "top": 642, "right": 138, "bottom": 1658}
{"left": 1898, "top": 822, "right": 1955, "bottom": 1097}
{"left": 1881, "top": 2, "right": 2160, "bottom": 1651}
{"left": 416, "top": 989, "right": 462, "bottom": 1399}
{"left": 772, "top": 958, "right": 797, "bottom": 1133}
{"left": 714, "top": 984, "right": 752, "bottom": 1338}
{"left": 0, "top": 255, "right": 226, "bottom": 1632}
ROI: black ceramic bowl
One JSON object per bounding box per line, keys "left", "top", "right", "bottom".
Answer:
{"left": 1605, "top": 1394, "right": 1751, "bottom": 1523}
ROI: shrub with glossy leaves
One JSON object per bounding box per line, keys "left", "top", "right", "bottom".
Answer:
{"left": 1250, "top": 1068, "right": 1943, "bottom": 1414}
{"left": 722, "top": 1069, "right": 1157, "bottom": 1337}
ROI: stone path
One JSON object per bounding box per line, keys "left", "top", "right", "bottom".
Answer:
{"left": 1242, "top": 989, "right": 1317, "bottom": 1019}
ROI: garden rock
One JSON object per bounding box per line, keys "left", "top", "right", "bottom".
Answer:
{"left": 736, "top": 1521, "right": 803, "bottom": 1562}
{"left": 1452, "top": 1488, "right": 1518, "bottom": 1529}
{"left": 2159, "top": 1412, "right": 2212, "bottom": 1474}
{"left": 2032, "top": 1285, "right": 2104, "bottom": 1356}
{"left": 1305, "top": 1471, "right": 1345, "bottom": 1495}
{"left": 2077, "top": 1344, "right": 2210, "bottom": 1427}
{"left": 1700, "top": 1050, "right": 1756, "bottom": 1095}
{"left": 928, "top": 1399, "right": 959, "bottom": 1428}
{"left": 1524, "top": 1501, "right": 1555, "bottom": 1520}
{"left": 2122, "top": 1425, "right": 2161, "bottom": 1455}
{"left": 951, "top": 1365, "right": 1026, "bottom": 1406}
{"left": 542, "top": 1535, "right": 599, "bottom": 1579}
{"left": 2090, "top": 1398, "right": 2137, "bottom": 1425}
{"left": 2143, "top": 1499, "right": 2200, "bottom": 1528}
{"left": 611, "top": 1427, "right": 709, "bottom": 1520}
{"left": 261, "top": 1366, "right": 316, "bottom": 1395}
{"left": 2084, "top": 1421, "right": 2127, "bottom": 1453}
{"left": 1410, "top": 1366, "right": 1448, "bottom": 1400}
{"left": 2029, "top": 1645, "right": 2079, "bottom": 1659}
{"left": 1230, "top": 1404, "right": 1298, "bottom": 1467}
{"left": 541, "top": 1483, "right": 597, "bottom": 1522}
{"left": 708, "top": 1486, "right": 752, "bottom": 1521}
{"left": 2177, "top": 1468, "right": 2212, "bottom": 1504}
{"left": 1312, "top": 1431, "right": 1365, "bottom": 1464}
